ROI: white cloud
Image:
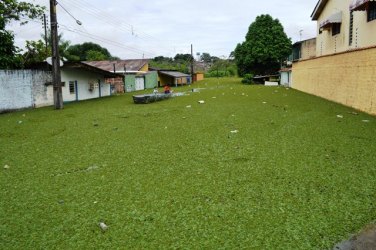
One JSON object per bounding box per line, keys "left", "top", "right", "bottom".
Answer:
{"left": 10, "top": 0, "right": 319, "bottom": 59}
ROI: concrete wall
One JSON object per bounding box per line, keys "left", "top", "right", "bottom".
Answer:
{"left": 292, "top": 47, "right": 376, "bottom": 115}
{"left": 0, "top": 70, "right": 52, "bottom": 112}
{"left": 61, "top": 68, "right": 110, "bottom": 102}
{"left": 301, "top": 38, "right": 317, "bottom": 60}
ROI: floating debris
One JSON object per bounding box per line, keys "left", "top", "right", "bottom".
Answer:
{"left": 86, "top": 165, "right": 99, "bottom": 171}
{"left": 230, "top": 130, "right": 239, "bottom": 134}
{"left": 18, "top": 121, "right": 23, "bottom": 124}
{"left": 362, "top": 120, "right": 370, "bottom": 123}
{"left": 186, "top": 105, "right": 192, "bottom": 108}
{"left": 3, "top": 165, "right": 10, "bottom": 169}
{"left": 212, "top": 97, "right": 217, "bottom": 99}
{"left": 99, "top": 222, "right": 108, "bottom": 231}
{"left": 337, "top": 115, "right": 344, "bottom": 119}
{"left": 262, "top": 102, "right": 267, "bottom": 104}
{"left": 198, "top": 100, "right": 205, "bottom": 104}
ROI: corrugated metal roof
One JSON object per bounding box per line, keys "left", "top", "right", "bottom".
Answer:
{"left": 83, "top": 59, "right": 149, "bottom": 73}
{"left": 63, "top": 62, "right": 123, "bottom": 78}
{"left": 320, "top": 11, "right": 342, "bottom": 28}
{"left": 159, "top": 71, "right": 191, "bottom": 78}
{"left": 350, "top": 0, "right": 375, "bottom": 11}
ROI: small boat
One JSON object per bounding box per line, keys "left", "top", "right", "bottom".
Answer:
{"left": 133, "top": 93, "right": 171, "bottom": 104}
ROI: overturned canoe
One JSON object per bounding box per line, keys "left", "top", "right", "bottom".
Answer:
{"left": 133, "top": 93, "right": 171, "bottom": 104}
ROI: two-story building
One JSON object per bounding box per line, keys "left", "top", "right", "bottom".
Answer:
{"left": 292, "top": 0, "right": 376, "bottom": 115}
{"left": 312, "top": 0, "right": 376, "bottom": 56}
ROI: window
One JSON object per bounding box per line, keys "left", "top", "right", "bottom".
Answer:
{"left": 332, "top": 23, "right": 341, "bottom": 36}
{"left": 69, "top": 81, "right": 75, "bottom": 94}
{"left": 368, "top": 2, "right": 376, "bottom": 22}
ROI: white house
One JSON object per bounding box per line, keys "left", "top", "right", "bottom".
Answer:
{"left": 61, "top": 62, "right": 122, "bottom": 102}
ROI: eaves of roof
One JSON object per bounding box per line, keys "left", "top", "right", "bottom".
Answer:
{"left": 311, "top": 0, "right": 329, "bottom": 20}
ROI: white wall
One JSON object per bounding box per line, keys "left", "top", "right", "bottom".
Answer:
{"left": 280, "top": 71, "right": 291, "bottom": 87}
{"left": 0, "top": 70, "right": 52, "bottom": 112}
{"left": 61, "top": 68, "right": 111, "bottom": 102}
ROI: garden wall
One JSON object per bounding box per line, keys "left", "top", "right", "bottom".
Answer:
{"left": 0, "top": 70, "right": 52, "bottom": 112}
{"left": 292, "top": 47, "right": 376, "bottom": 115}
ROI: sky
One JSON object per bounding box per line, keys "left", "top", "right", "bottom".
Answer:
{"left": 10, "top": 0, "right": 319, "bottom": 59}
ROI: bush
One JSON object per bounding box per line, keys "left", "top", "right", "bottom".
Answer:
{"left": 241, "top": 74, "right": 254, "bottom": 84}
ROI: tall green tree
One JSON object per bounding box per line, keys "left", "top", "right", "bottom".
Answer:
{"left": 65, "top": 42, "right": 115, "bottom": 61}
{"left": 0, "top": 0, "right": 45, "bottom": 69}
{"left": 234, "top": 14, "right": 291, "bottom": 77}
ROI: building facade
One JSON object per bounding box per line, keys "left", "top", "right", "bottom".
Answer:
{"left": 312, "top": 0, "right": 376, "bottom": 56}
{"left": 292, "top": 0, "right": 376, "bottom": 115}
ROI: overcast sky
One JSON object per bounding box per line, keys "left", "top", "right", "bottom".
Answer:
{"left": 10, "top": 0, "right": 319, "bottom": 59}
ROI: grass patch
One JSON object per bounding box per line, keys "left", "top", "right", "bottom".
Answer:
{"left": 1, "top": 78, "right": 375, "bottom": 249}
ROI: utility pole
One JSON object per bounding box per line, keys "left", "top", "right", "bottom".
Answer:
{"left": 50, "top": 0, "right": 63, "bottom": 109}
{"left": 190, "top": 44, "right": 194, "bottom": 84}
{"left": 43, "top": 14, "right": 48, "bottom": 55}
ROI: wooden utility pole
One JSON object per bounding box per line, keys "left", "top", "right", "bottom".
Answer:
{"left": 190, "top": 44, "right": 194, "bottom": 84}
{"left": 43, "top": 14, "right": 48, "bottom": 55}
{"left": 50, "top": 0, "right": 63, "bottom": 109}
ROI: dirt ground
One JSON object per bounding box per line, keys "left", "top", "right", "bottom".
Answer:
{"left": 333, "top": 224, "right": 376, "bottom": 250}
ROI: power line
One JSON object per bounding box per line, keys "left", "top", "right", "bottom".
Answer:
{"left": 56, "top": 1, "right": 82, "bottom": 25}
{"left": 59, "top": 24, "right": 156, "bottom": 57}
{"left": 18, "top": 17, "right": 156, "bottom": 57}
{"left": 58, "top": 0, "right": 178, "bottom": 54}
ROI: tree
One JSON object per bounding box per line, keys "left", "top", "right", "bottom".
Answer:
{"left": 0, "top": 0, "right": 45, "bottom": 69}
{"left": 200, "top": 53, "right": 212, "bottom": 63}
{"left": 65, "top": 42, "right": 114, "bottom": 61}
{"left": 234, "top": 14, "right": 291, "bottom": 77}
{"left": 22, "top": 33, "right": 74, "bottom": 66}
{"left": 174, "top": 53, "right": 193, "bottom": 62}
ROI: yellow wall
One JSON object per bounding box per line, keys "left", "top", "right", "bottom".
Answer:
{"left": 301, "top": 38, "right": 316, "bottom": 60}
{"left": 316, "top": 0, "right": 349, "bottom": 56}
{"left": 353, "top": 10, "right": 376, "bottom": 48}
{"left": 194, "top": 73, "right": 204, "bottom": 81}
{"left": 140, "top": 63, "right": 149, "bottom": 72}
{"left": 292, "top": 47, "right": 376, "bottom": 115}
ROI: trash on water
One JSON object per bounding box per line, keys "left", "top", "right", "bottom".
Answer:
{"left": 3, "top": 165, "right": 10, "bottom": 169}
{"left": 186, "top": 105, "right": 192, "bottom": 108}
{"left": 362, "top": 120, "right": 370, "bottom": 123}
{"left": 198, "top": 100, "right": 205, "bottom": 104}
{"left": 230, "top": 130, "right": 239, "bottom": 134}
{"left": 99, "top": 222, "right": 108, "bottom": 231}
{"left": 337, "top": 115, "right": 344, "bottom": 118}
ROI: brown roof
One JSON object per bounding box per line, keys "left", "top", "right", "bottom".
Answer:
{"left": 63, "top": 62, "right": 124, "bottom": 78}
{"left": 83, "top": 59, "right": 149, "bottom": 72}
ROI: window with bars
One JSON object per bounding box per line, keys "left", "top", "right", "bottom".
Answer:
{"left": 69, "top": 81, "right": 75, "bottom": 94}
{"left": 368, "top": 2, "right": 376, "bottom": 22}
